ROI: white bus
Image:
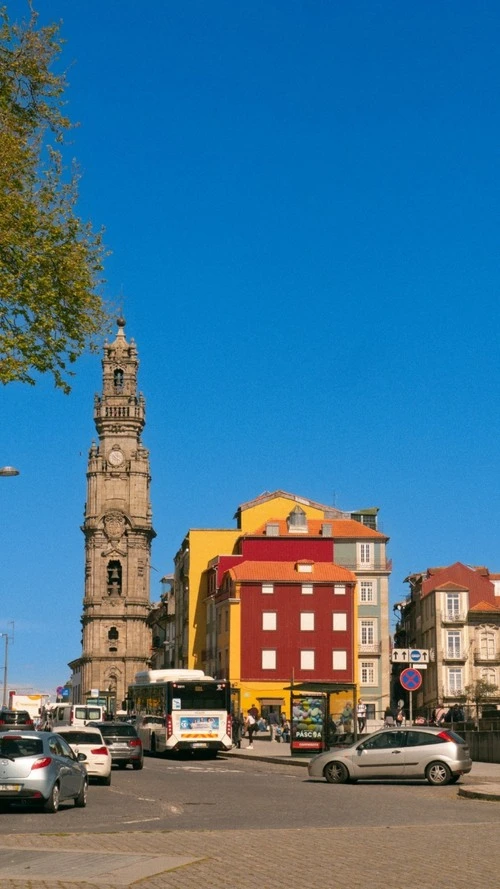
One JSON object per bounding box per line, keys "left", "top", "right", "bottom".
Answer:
{"left": 127, "top": 669, "right": 232, "bottom": 757}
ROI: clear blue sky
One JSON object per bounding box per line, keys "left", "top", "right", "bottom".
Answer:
{"left": 2, "top": 0, "right": 500, "bottom": 696}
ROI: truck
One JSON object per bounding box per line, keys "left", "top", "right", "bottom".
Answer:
{"left": 8, "top": 692, "right": 51, "bottom": 722}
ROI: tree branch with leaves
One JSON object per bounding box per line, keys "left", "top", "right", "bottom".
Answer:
{"left": 0, "top": 3, "right": 111, "bottom": 392}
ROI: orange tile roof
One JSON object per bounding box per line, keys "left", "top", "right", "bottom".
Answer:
{"left": 227, "top": 560, "right": 356, "bottom": 583}
{"left": 250, "top": 518, "right": 386, "bottom": 540}
{"left": 469, "top": 601, "right": 500, "bottom": 613}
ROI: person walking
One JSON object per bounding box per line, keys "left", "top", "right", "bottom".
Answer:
{"left": 245, "top": 710, "right": 258, "bottom": 749}
{"left": 268, "top": 710, "right": 280, "bottom": 741}
{"left": 232, "top": 713, "right": 243, "bottom": 749}
{"left": 356, "top": 699, "right": 367, "bottom": 733}
{"left": 384, "top": 705, "right": 395, "bottom": 727}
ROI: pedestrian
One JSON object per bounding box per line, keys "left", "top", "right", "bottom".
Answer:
{"left": 396, "top": 707, "right": 404, "bottom": 726}
{"left": 232, "top": 713, "right": 243, "bottom": 749}
{"left": 433, "top": 704, "right": 447, "bottom": 726}
{"left": 340, "top": 702, "right": 353, "bottom": 733}
{"left": 327, "top": 714, "right": 337, "bottom": 746}
{"left": 356, "top": 699, "right": 367, "bottom": 733}
{"left": 384, "top": 705, "right": 395, "bottom": 727}
{"left": 268, "top": 710, "right": 280, "bottom": 741}
{"left": 248, "top": 703, "right": 259, "bottom": 722}
{"left": 281, "top": 717, "right": 291, "bottom": 743}
{"left": 245, "top": 710, "right": 258, "bottom": 748}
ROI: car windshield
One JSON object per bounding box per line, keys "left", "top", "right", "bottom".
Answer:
{"left": 58, "top": 731, "right": 103, "bottom": 745}
{"left": 0, "top": 737, "right": 43, "bottom": 757}
{"left": 0, "top": 711, "right": 31, "bottom": 723}
{"left": 96, "top": 724, "right": 138, "bottom": 738}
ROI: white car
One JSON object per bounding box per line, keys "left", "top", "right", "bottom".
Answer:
{"left": 55, "top": 726, "right": 112, "bottom": 785}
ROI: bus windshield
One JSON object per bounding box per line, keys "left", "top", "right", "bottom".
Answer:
{"left": 170, "top": 682, "right": 228, "bottom": 711}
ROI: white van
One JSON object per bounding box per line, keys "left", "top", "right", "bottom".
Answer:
{"left": 49, "top": 703, "right": 106, "bottom": 729}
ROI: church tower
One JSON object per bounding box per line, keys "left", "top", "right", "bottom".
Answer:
{"left": 69, "top": 318, "right": 155, "bottom": 712}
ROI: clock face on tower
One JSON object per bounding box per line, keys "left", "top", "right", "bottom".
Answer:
{"left": 108, "top": 449, "right": 124, "bottom": 467}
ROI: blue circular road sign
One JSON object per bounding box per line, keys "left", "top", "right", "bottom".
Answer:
{"left": 400, "top": 668, "right": 422, "bottom": 691}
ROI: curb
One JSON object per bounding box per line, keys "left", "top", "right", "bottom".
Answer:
{"left": 458, "top": 784, "right": 500, "bottom": 801}
{"left": 225, "top": 751, "right": 310, "bottom": 767}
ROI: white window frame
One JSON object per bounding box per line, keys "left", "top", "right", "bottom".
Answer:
{"left": 262, "top": 583, "right": 274, "bottom": 595}
{"left": 332, "top": 612, "right": 347, "bottom": 631}
{"left": 332, "top": 650, "right": 347, "bottom": 670}
{"left": 300, "top": 612, "right": 315, "bottom": 631}
{"left": 360, "top": 660, "right": 377, "bottom": 685}
{"left": 358, "top": 542, "right": 373, "bottom": 567}
{"left": 334, "top": 584, "right": 346, "bottom": 595}
{"left": 301, "top": 583, "right": 313, "bottom": 595}
{"left": 447, "top": 630, "right": 461, "bottom": 658}
{"left": 360, "top": 619, "right": 376, "bottom": 645}
{"left": 359, "top": 580, "right": 375, "bottom": 604}
{"left": 262, "top": 649, "right": 276, "bottom": 670}
{"left": 448, "top": 667, "right": 463, "bottom": 694}
{"left": 480, "top": 630, "right": 495, "bottom": 659}
{"left": 300, "top": 650, "right": 315, "bottom": 670}
{"left": 446, "top": 592, "right": 460, "bottom": 618}
{"left": 262, "top": 612, "right": 277, "bottom": 631}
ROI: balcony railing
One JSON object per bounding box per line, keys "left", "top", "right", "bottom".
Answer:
{"left": 442, "top": 611, "right": 467, "bottom": 624}
{"left": 474, "top": 649, "right": 500, "bottom": 664}
{"left": 443, "top": 650, "right": 467, "bottom": 662}
{"left": 358, "top": 641, "right": 382, "bottom": 654}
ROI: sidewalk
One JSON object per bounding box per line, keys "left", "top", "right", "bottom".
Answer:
{"left": 226, "top": 733, "right": 500, "bottom": 798}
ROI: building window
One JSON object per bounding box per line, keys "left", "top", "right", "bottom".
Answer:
{"left": 360, "top": 619, "right": 375, "bottom": 645}
{"left": 446, "top": 592, "right": 461, "bottom": 619}
{"left": 361, "top": 661, "right": 376, "bottom": 685}
{"left": 448, "top": 668, "right": 463, "bottom": 694}
{"left": 332, "top": 650, "right": 347, "bottom": 670}
{"left": 358, "top": 543, "right": 373, "bottom": 567}
{"left": 360, "top": 581, "right": 375, "bottom": 603}
{"left": 262, "top": 583, "right": 274, "bottom": 595}
{"left": 300, "top": 650, "right": 315, "bottom": 670}
{"left": 262, "top": 649, "right": 276, "bottom": 670}
{"left": 301, "top": 584, "right": 313, "bottom": 595}
{"left": 113, "top": 368, "right": 124, "bottom": 390}
{"left": 333, "top": 612, "right": 347, "bottom": 631}
{"left": 262, "top": 612, "right": 277, "bottom": 631}
{"left": 479, "top": 631, "right": 495, "bottom": 659}
{"left": 300, "top": 612, "right": 315, "bottom": 631}
{"left": 108, "top": 627, "right": 119, "bottom": 641}
{"left": 481, "top": 667, "right": 496, "bottom": 685}
{"left": 494, "top": 582, "right": 500, "bottom": 597}
{"left": 447, "top": 631, "right": 461, "bottom": 658}
{"left": 334, "top": 584, "right": 346, "bottom": 595}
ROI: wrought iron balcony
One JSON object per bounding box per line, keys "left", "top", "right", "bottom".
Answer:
{"left": 358, "top": 641, "right": 382, "bottom": 654}
{"left": 441, "top": 611, "right": 467, "bottom": 624}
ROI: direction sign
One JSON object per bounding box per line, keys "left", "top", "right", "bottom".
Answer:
{"left": 400, "top": 668, "right": 422, "bottom": 691}
{"left": 391, "top": 649, "right": 409, "bottom": 662}
{"left": 409, "top": 649, "right": 429, "bottom": 663}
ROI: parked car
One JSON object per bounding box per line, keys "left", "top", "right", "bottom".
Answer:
{"left": 0, "top": 710, "right": 34, "bottom": 730}
{"left": 308, "top": 726, "right": 472, "bottom": 786}
{"left": 0, "top": 730, "right": 88, "bottom": 812}
{"left": 55, "top": 726, "right": 112, "bottom": 785}
{"left": 88, "top": 722, "right": 144, "bottom": 770}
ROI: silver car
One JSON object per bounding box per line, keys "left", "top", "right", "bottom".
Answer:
{"left": 307, "top": 727, "right": 472, "bottom": 785}
{"left": 0, "top": 730, "right": 88, "bottom": 812}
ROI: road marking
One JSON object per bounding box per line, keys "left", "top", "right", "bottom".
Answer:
{"left": 122, "top": 817, "right": 161, "bottom": 824}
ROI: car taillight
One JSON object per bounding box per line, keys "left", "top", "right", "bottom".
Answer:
{"left": 166, "top": 715, "right": 172, "bottom": 738}
{"left": 129, "top": 738, "right": 142, "bottom": 748}
{"left": 31, "top": 757, "right": 52, "bottom": 771}
{"left": 90, "top": 746, "right": 109, "bottom": 755}
{"left": 437, "top": 730, "right": 455, "bottom": 742}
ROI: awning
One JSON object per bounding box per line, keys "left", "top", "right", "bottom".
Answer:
{"left": 257, "top": 697, "right": 285, "bottom": 705}
{"left": 283, "top": 682, "right": 357, "bottom": 694}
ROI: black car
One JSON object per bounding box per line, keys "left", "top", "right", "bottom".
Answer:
{"left": 0, "top": 709, "right": 34, "bottom": 730}
{"left": 88, "top": 722, "right": 143, "bottom": 770}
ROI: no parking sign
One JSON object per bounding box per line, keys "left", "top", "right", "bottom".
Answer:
{"left": 400, "top": 668, "right": 422, "bottom": 691}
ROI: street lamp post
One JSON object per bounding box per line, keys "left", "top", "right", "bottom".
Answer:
{"left": 0, "top": 633, "right": 8, "bottom": 708}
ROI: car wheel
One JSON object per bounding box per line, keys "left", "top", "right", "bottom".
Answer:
{"left": 132, "top": 759, "right": 144, "bottom": 770}
{"left": 44, "top": 783, "right": 60, "bottom": 813}
{"left": 101, "top": 774, "right": 112, "bottom": 786}
{"left": 74, "top": 779, "right": 88, "bottom": 807}
{"left": 323, "top": 761, "right": 349, "bottom": 784}
{"left": 426, "top": 761, "right": 452, "bottom": 786}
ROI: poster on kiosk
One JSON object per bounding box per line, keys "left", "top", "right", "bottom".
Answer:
{"left": 291, "top": 694, "right": 327, "bottom": 754}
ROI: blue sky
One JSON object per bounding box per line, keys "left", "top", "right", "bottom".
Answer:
{"left": 2, "top": 0, "right": 500, "bottom": 696}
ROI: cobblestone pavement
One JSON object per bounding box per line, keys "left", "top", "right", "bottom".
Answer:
{"left": 1, "top": 819, "right": 500, "bottom": 889}
{"left": 1, "top": 745, "right": 500, "bottom": 889}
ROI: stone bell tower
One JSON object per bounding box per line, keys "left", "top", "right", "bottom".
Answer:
{"left": 69, "top": 318, "right": 156, "bottom": 711}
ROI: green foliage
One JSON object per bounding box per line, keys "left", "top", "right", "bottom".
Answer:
{"left": 0, "top": 3, "right": 111, "bottom": 392}
{"left": 464, "top": 679, "right": 498, "bottom": 704}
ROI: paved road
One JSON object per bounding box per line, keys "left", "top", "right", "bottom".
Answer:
{"left": 0, "top": 746, "right": 499, "bottom": 888}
